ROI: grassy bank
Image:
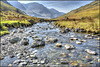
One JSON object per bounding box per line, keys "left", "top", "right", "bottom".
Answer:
{"left": 54, "top": 19, "right": 99, "bottom": 34}
{"left": 0, "top": 20, "right": 31, "bottom": 36}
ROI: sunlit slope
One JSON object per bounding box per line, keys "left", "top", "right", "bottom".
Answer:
{"left": 54, "top": 1, "right": 99, "bottom": 34}
{"left": 56, "top": 1, "right": 99, "bottom": 20}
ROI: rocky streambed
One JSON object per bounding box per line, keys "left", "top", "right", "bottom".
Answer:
{"left": 0, "top": 22, "right": 100, "bottom": 67}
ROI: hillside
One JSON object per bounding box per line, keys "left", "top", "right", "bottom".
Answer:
{"left": 54, "top": 1, "right": 99, "bottom": 34}
{"left": 56, "top": 1, "right": 99, "bottom": 20}
{"left": 0, "top": 1, "right": 41, "bottom": 36}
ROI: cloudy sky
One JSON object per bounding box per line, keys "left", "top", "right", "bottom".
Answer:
{"left": 9, "top": 0, "right": 93, "bottom": 13}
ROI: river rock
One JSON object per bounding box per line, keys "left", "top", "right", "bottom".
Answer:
{"left": 20, "top": 38, "right": 29, "bottom": 45}
{"left": 34, "top": 37, "right": 43, "bottom": 41}
{"left": 33, "top": 60, "right": 38, "bottom": 64}
{"left": 65, "top": 27, "right": 71, "bottom": 32}
{"left": 8, "top": 64, "right": 13, "bottom": 66}
{"left": 46, "top": 38, "right": 58, "bottom": 43}
{"left": 0, "top": 57, "right": 4, "bottom": 60}
{"left": 18, "top": 62, "right": 27, "bottom": 66}
{"left": 56, "top": 43, "right": 62, "bottom": 47}
{"left": 85, "top": 49, "right": 97, "bottom": 55}
{"left": 70, "top": 37, "right": 78, "bottom": 40}
{"left": 98, "top": 59, "right": 100, "bottom": 63}
{"left": 9, "top": 55, "right": 15, "bottom": 58}
{"left": 70, "top": 35, "right": 75, "bottom": 38}
{"left": 65, "top": 44, "right": 75, "bottom": 50}
{"left": 13, "top": 60, "right": 21, "bottom": 64}
{"left": 79, "top": 39, "right": 87, "bottom": 42}
{"left": 32, "top": 36, "right": 38, "bottom": 39}
{"left": 60, "top": 53, "right": 68, "bottom": 57}
{"left": 85, "top": 34, "right": 92, "bottom": 39}
{"left": 31, "top": 50, "right": 38, "bottom": 55}
{"left": 18, "top": 29, "right": 24, "bottom": 33}
{"left": 9, "top": 37, "right": 21, "bottom": 44}
{"left": 31, "top": 40, "right": 45, "bottom": 48}
{"left": 60, "top": 28, "right": 70, "bottom": 33}
{"left": 96, "top": 37, "right": 100, "bottom": 40}
{"left": 76, "top": 41, "right": 82, "bottom": 44}
{"left": 60, "top": 59, "right": 69, "bottom": 64}
{"left": 75, "top": 28, "right": 80, "bottom": 32}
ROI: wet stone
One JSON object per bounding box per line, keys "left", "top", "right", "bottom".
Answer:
{"left": 18, "top": 62, "right": 27, "bottom": 66}
{"left": 60, "top": 59, "right": 69, "bottom": 64}
{"left": 56, "top": 43, "right": 62, "bottom": 47}
{"left": 46, "top": 37, "right": 58, "bottom": 43}
{"left": 85, "top": 49, "right": 97, "bottom": 55}
{"left": 9, "top": 37, "right": 21, "bottom": 44}
{"left": 76, "top": 41, "right": 82, "bottom": 44}
{"left": 9, "top": 55, "right": 15, "bottom": 58}
{"left": 60, "top": 53, "right": 68, "bottom": 57}
{"left": 0, "top": 57, "right": 4, "bottom": 60}
{"left": 8, "top": 64, "right": 13, "bottom": 66}
{"left": 65, "top": 44, "right": 75, "bottom": 50}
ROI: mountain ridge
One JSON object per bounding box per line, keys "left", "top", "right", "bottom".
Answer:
{"left": 9, "top": 1, "right": 65, "bottom": 19}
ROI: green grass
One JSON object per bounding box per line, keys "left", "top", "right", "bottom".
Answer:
{"left": 54, "top": 19, "right": 99, "bottom": 33}
{"left": 0, "top": 20, "right": 31, "bottom": 36}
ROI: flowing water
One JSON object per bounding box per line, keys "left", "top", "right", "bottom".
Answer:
{"left": 1, "top": 22, "right": 100, "bottom": 67}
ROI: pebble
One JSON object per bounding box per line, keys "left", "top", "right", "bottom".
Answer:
{"left": 60, "top": 53, "right": 68, "bottom": 57}
{"left": 98, "top": 59, "right": 100, "bottom": 63}
{"left": 85, "top": 49, "right": 97, "bottom": 55}
{"left": 60, "top": 59, "right": 69, "bottom": 64}
{"left": 65, "top": 44, "right": 75, "bottom": 50}
{"left": 18, "top": 62, "right": 27, "bottom": 66}
{"left": 13, "top": 60, "right": 21, "bottom": 64}
{"left": 9, "top": 55, "right": 15, "bottom": 58}
{"left": 0, "top": 57, "right": 4, "bottom": 60}
{"left": 8, "top": 64, "right": 13, "bottom": 66}
{"left": 96, "top": 37, "right": 100, "bottom": 40}
{"left": 70, "top": 37, "right": 78, "bottom": 40}
{"left": 56, "top": 43, "right": 62, "bottom": 47}
{"left": 76, "top": 41, "right": 82, "bottom": 44}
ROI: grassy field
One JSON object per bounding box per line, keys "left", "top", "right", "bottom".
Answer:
{"left": 54, "top": 1, "right": 99, "bottom": 34}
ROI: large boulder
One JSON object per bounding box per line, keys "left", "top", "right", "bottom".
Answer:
{"left": 9, "top": 37, "right": 21, "bottom": 44}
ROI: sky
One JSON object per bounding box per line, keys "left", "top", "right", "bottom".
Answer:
{"left": 9, "top": 0, "right": 93, "bottom": 13}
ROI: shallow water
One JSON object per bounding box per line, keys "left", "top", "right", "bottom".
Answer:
{"left": 1, "top": 22, "right": 99, "bottom": 66}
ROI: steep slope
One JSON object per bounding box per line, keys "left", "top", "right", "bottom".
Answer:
{"left": 49, "top": 8, "right": 65, "bottom": 18}
{"left": 56, "top": 1, "right": 99, "bottom": 20}
{"left": 54, "top": 1, "right": 99, "bottom": 34}
{"left": 9, "top": 1, "right": 26, "bottom": 10}
{"left": 0, "top": 1, "right": 25, "bottom": 15}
